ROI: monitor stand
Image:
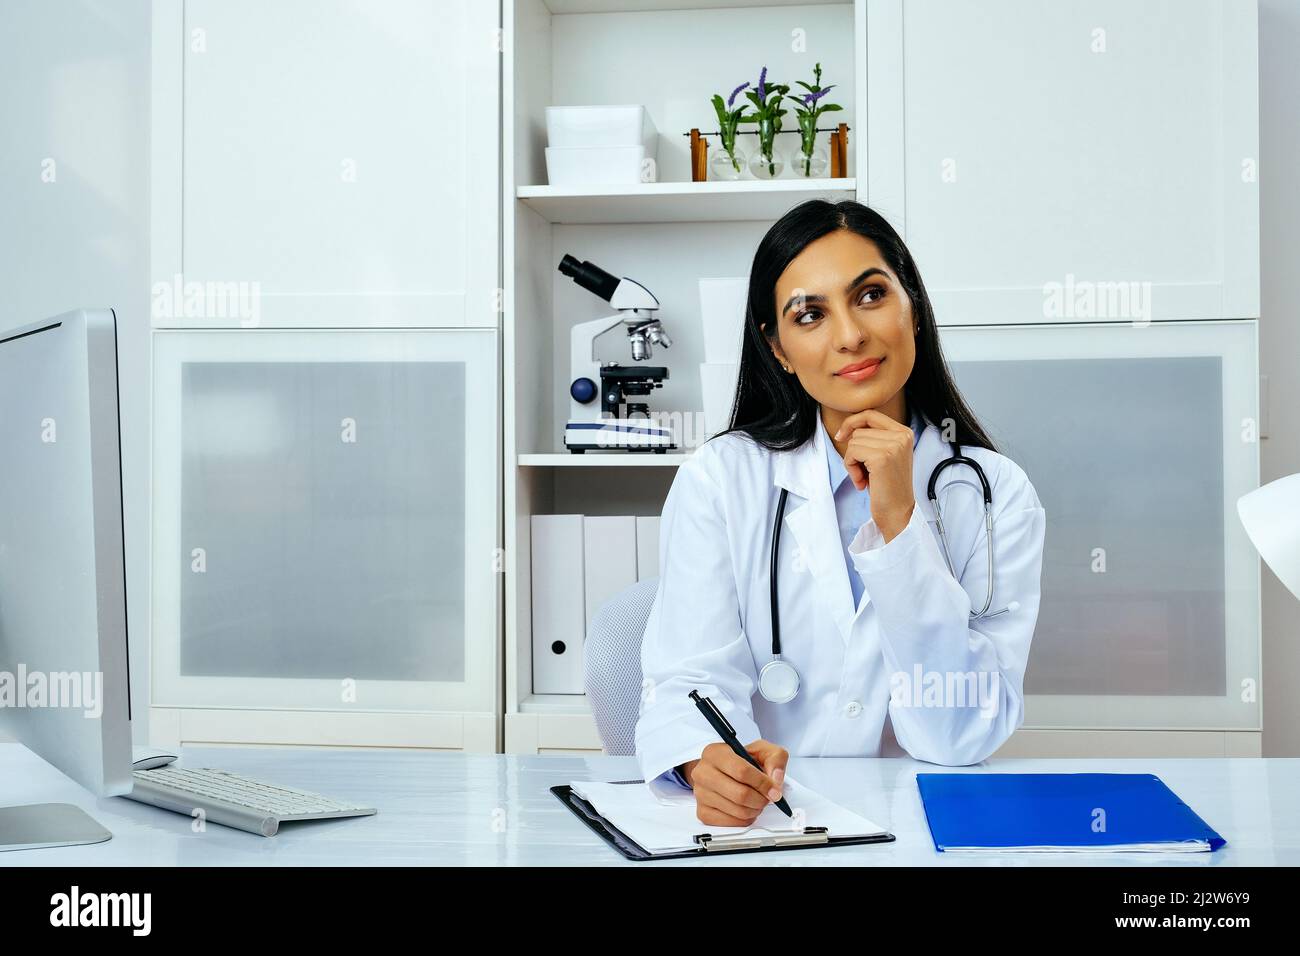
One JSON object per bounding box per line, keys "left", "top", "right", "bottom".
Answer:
{"left": 0, "top": 804, "right": 112, "bottom": 852}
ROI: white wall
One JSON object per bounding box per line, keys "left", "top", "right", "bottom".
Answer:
{"left": 0, "top": 0, "right": 152, "bottom": 744}
{"left": 1258, "top": 0, "right": 1300, "bottom": 757}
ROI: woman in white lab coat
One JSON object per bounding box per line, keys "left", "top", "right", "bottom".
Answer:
{"left": 635, "top": 200, "right": 1047, "bottom": 827}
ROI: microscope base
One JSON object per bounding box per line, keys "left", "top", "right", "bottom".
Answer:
{"left": 563, "top": 418, "right": 676, "bottom": 453}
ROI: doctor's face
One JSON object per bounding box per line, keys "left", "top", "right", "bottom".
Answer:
{"left": 764, "top": 229, "right": 916, "bottom": 421}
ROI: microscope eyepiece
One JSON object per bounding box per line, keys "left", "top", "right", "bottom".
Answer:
{"left": 558, "top": 254, "right": 621, "bottom": 303}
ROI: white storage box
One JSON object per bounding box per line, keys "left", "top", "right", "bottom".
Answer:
{"left": 546, "top": 145, "right": 650, "bottom": 186}
{"left": 546, "top": 105, "right": 657, "bottom": 150}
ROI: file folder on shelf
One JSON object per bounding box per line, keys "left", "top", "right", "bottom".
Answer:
{"left": 554, "top": 778, "right": 895, "bottom": 861}
{"left": 530, "top": 514, "right": 585, "bottom": 694}
{"left": 916, "top": 773, "right": 1227, "bottom": 853}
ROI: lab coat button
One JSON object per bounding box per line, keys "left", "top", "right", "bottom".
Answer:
{"left": 844, "top": 701, "right": 862, "bottom": 718}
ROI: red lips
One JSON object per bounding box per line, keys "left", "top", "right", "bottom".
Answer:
{"left": 835, "top": 357, "right": 883, "bottom": 376}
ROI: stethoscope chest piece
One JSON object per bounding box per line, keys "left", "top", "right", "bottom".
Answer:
{"left": 759, "top": 658, "right": 800, "bottom": 704}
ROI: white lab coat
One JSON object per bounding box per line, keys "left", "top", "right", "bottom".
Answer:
{"left": 635, "top": 414, "right": 1047, "bottom": 794}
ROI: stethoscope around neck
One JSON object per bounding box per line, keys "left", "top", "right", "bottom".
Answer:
{"left": 757, "top": 440, "right": 1018, "bottom": 705}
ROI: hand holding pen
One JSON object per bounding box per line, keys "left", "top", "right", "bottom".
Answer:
{"left": 686, "top": 690, "right": 792, "bottom": 823}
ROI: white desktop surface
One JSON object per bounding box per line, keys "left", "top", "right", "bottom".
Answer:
{"left": 1, "top": 744, "right": 1296, "bottom": 866}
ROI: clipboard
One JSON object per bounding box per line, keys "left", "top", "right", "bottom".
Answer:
{"left": 552, "top": 784, "right": 896, "bottom": 861}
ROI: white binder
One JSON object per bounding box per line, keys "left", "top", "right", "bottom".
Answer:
{"left": 531, "top": 514, "right": 585, "bottom": 694}
{"left": 583, "top": 516, "right": 638, "bottom": 629}
{"left": 635, "top": 516, "right": 660, "bottom": 581}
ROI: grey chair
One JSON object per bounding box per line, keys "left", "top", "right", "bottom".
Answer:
{"left": 584, "top": 576, "right": 660, "bottom": 755}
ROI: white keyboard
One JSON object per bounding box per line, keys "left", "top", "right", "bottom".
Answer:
{"left": 127, "top": 766, "right": 377, "bottom": 837}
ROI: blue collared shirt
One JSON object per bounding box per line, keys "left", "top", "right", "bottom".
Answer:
{"left": 824, "top": 408, "right": 926, "bottom": 610}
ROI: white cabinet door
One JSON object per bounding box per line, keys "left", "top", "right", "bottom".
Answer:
{"left": 151, "top": 0, "right": 499, "bottom": 329}
{"left": 151, "top": 329, "right": 499, "bottom": 730}
{"left": 940, "top": 321, "right": 1260, "bottom": 730}
{"left": 867, "top": 0, "right": 1258, "bottom": 324}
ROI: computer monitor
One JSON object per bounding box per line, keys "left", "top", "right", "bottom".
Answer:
{"left": 0, "top": 308, "right": 133, "bottom": 851}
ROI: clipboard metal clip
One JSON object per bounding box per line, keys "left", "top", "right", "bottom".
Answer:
{"left": 694, "top": 826, "right": 830, "bottom": 852}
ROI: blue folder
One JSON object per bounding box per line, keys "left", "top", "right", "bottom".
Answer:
{"left": 916, "top": 773, "right": 1226, "bottom": 853}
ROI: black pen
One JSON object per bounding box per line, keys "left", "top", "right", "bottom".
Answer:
{"left": 689, "top": 690, "right": 792, "bottom": 817}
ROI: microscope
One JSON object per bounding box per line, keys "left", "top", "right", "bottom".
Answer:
{"left": 558, "top": 254, "right": 676, "bottom": 453}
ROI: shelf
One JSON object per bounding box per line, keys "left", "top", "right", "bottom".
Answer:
{"left": 519, "top": 452, "right": 692, "bottom": 467}
{"left": 516, "top": 178, "right": 857, "bottom": 224}
{"left": 519, "top": 693, "right": 593, "bottom": 715}
{"left": 543, "top": 0, "right": 853, "bottom": 14}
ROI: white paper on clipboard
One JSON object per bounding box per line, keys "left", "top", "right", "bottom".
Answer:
{"left": 569, "top": 777, "right": 887, "bottom": 855}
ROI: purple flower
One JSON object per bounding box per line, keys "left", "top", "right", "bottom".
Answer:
{"left": 727, "top": 81, "right": 750, "bottom": 109}
{"left": 758, "top": 66, "right": 767, "bottom": 102}
{"left": 804, "top": 85, "right": 835, "bottom": 106}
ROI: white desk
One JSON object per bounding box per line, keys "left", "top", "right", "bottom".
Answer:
{"left": 1, "top": 744, "right": 1296, "bottom": 865}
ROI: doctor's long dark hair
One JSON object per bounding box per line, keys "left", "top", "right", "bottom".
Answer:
{"left": 717, "top": 199, "right": 997, "bottom": 453}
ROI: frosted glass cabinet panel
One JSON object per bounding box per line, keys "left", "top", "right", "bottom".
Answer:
{"left": 151, "top": 0, "right": 499, "bottom": 328}
{"left": 868, "top": 0, "right": 1258, "bottom": 324}
{"left": 152, "top": 330, "right": 498, "bottom": 716}
{"left": 940, "top": 321, "right": 1259, "bottom": 730}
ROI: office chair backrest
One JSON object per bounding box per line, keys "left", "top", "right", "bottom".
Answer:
{"left": 584, "top": 577, "right": 660, "bottom": 756}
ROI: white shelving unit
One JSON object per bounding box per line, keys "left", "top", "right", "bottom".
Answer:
{"left": 503, "top": 0, "right": 866, "bottom": 753}
{"left": 504, "top": 0, "right": 1262, "bottom": 758}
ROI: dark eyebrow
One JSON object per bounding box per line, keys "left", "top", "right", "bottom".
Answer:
{"left": 781, "top": 268, "right": 890, "bottom": 317}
